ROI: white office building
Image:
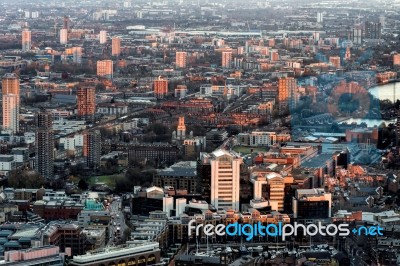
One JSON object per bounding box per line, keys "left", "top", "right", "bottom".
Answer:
{"left": 99, "top": 30, "right": 107, "bottom": 44}
{"left": 60, "top": 29, "right": 68, "bottom": 44}
{"left": 210, "top": 149, "right": 242, "bottom": 211}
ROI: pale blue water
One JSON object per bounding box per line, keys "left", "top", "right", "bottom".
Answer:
{"left": 339, "top": 118, "right": 396, "bottom": 127}
{"left": 337, "top": 82, "right": 400, "bottom": 126}
{"left": 369, "top": 82, "right": 400, "bottom": 102}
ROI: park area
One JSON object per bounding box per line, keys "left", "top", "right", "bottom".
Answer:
{"left": 232, "top": 146, "right": 268, "bottom": 154}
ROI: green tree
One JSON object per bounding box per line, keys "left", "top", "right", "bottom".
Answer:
{"left": 78, "top": 179, "right": 89, "bottom": 190}
{"left": 152, "top": 123, "right": 168, "bottom": 135}
{"left": 95, "top": 83, "right": 106, "bottom": 91}
{"left": 8, "top": 170, "right": 45, "bottom": 189}
{"left": 122, "top": 228, "right": 132, "bottom": 242}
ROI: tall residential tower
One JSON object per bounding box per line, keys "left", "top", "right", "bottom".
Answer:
{"left": 22, "top": 29, "right": 31, "bottom": 51}
{"left": 2, "top": 73, "right": 20, "bottom": 133}
{"left": 35, "top": 111, "right": 54, "bottom": 179}
{"left": 77, "top": 87, "right": 96, "bottom": 118}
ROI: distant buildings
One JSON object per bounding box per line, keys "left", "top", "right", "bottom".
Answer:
{"left": 72, "top": 47, "right": 82, "bottom": 64}
{"left": 174, "top": 85, "right": 187, "bottom": 99}
{"left": 63, "top": 16, "right": 70, "bottom": 31}
{"left": 397, "top": 111, "right": 400, "bottom": 141}
{"left": 365, "top": 21, "right": 382, "bottom": 39}
{"left": 154, "top": 161, "right": 198, "bottom": 193}
{"left": 221, "top": 51, "right": 232, "bottom": 68}
{"left": 350, "top": 25, "right": 363, "bottom": 45}
{"left": 345, "top": 127, "right": 379, "bottom": 144}
{"left": 175, "top": 51, "right": 187, "bottom": 68}
{"left": 270, "top": 49, "right": 279, "bottom": 61}
{"left": 97, "top": 60, "right": 113, "bottom": 79}
{"left": 99, "top": 30, "right": 107, "bottom": 44}
{"left": 97, "top": 102, "right": 128, "bottom": 115}
{"left": 210, "top": 149, "right": 242, "bottom": 211}
{"left": 123, "top": 1, "right": 132, "bottom": 8}
{"left": 183, "top": 136, "right": 206, "bottom": 158}
{"left": 345, "top": 47, "right": 351, "bottom": 61}
{"left": 77, "top": 87, "right": 96, "bottom": 118}
{"left": 2, "top": 95, "right": 19, "bottom": 134}
{"left": 393, "top": 54, "right": 400, "bottom": 66}
{"left": 153, "top": 76, "right": 168, "bottom": 99}
{"left": 60, "top": 29, "right": 68, "bottom": 44}
{"left": 2, "top": 73, "right": 20, "bottom": 134}
{"left": 175, "top": 117, "right": 186, "bottom": 141}
{"left": 278, "top": 77, "right": 297, "bottom": 111}
{"left": 111, "top": 37, "right": 121, "bottom": 56}
{"left": 22, "top": 29, "right": 31, "bottom": 51}
{"left": 317, "top": 12, "right": 323, "bottom": 23}
{"left": 329, "top": 56, "right": 341, "bottom": 68}
{"left": 237, "top": 131, "right": 291, "bottom": 146}
{"left": 35, "top": 111, "right": 54, "bottom": 179}
{"left": 128, "top": 144, "right": 179, "bottom": 164}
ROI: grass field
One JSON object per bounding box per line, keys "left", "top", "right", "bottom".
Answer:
{"left": 88, "top": 175, "right": 123, "bottom": 188}
{"left": 232, "top": 146, "right": 267, "bottom": 154}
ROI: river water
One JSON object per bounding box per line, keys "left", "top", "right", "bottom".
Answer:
{"left": 338, "top": 82, "right": 400, "bottom": 126}
{"left": 369, "top": 82, "right": 400, "bottom": 102}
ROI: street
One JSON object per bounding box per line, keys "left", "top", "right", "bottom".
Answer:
{"left": 107, "top": 197, "right": 128, "bottom": 246}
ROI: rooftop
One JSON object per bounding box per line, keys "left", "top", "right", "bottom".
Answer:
{"left": 157, "top": 161, "right": 197, "bottom": 177}
{"left": 301, "top": 153, "right": 333, "bottom": 168}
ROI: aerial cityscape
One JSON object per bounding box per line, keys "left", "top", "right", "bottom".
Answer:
{"left": 0, "top": 0, "right": 400, "bottom": 265}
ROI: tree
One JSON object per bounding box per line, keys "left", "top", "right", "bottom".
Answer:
{"left": 8, "top": 170, "right": 45, "bottom": 189}
{"left": 78, "top": 179, "right": 89, "bottom": 190}
{"left": 122, "top": 228, "right": 132, "bottom": 242}
{"left": 95, "top": 83, "right": 106, "bottom": 91}
{"left": 100, "top": 159, "right": 118, "bottom": 175}
{"left": 330, "top": 122, "right": 340, "bottom": 133}
{"left": 187, "top": 124, "right": 207, "bottom": 136}
{"left": 152, "top": 123, "right": 168, "bottom": 135}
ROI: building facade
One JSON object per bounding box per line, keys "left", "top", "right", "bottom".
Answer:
{"left": 2, "top": 73, "right": 20, "bottom": 134}
{"left": 97, "top": 60, "right": 113, "bottom": 79}
{"left": 292, "top": 188, "right": 332, "bottom": 219}
{"left": 35, "top": 111, "right": 54, "bottom": 179}
{"left": 176, "top": 51, "right": 187, "bottom": 68}
{"left": 128, "top": 144, "right": 179, "bottom": 165}
{"left": 99, "top": 30, "right": 107, "bottom": 44}
{"left": 210, "top": 149, "right": 242, "bottom": 211}
{"left": 111, "top": 37, "right": 121, "bottom": 56}
{"left": 222, "top": 51, "right": 232, "bottom": 68}
{"left": 153, "top": 76, "right": 168, "bottom": 99}
{"left": 2, "top": 94, "right": 19, "bottom": 134}
{"left": 60, "top": 29, "right": 68, "bottom": 44}
{"left": 77, "top": 87, "right": 96, "bottom": 118}
{"left": 278, "top": 77, "right": 297, "bottom": 111}
{"left": 69, "top": 243, "right": 160, "bottom": 266}
{"left": 83, "top": 130, "right": 101, "bottom": 169}
{"left": 22, "top": 29, "right": 31, "bottom": 51}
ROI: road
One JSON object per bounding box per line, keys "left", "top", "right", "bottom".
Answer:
{"left": 107, "top": 198, "right": 128, "bottom": 246}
